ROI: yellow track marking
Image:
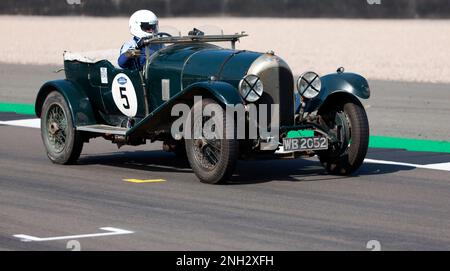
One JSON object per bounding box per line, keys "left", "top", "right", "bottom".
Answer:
{"left": 123, "top": 178, "right": 166, "bottom": 183}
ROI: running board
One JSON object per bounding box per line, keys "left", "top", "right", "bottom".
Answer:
{"left": 76, "top": 125, "right": 128, "bottom": 135}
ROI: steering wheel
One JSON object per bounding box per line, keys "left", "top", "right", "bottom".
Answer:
{"left": 156, "top": 32, "right": 172, "bottom": 38}
{"left": 139, "top": 32, "right": 172, "bottom": 48}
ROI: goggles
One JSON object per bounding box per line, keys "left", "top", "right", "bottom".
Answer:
{"left": 140, "top": 22, "right": 158, "bottom": 33}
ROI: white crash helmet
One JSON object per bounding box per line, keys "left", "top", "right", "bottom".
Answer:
{"left": 129, "top": 9, "right": 159, "bottom": 39}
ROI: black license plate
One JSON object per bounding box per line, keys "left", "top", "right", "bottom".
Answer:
{"left": 283, "top": 137, "right": 328, "bottom": 151}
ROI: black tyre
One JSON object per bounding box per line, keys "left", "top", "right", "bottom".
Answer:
{"left": 40, "top": 91, "right": 84, "bottom": 164}
{"left": 185, "top": 98, "right": 238, "bottom": 184}
{"left": 317, "top": 97, "right": 369, "bottom": 175}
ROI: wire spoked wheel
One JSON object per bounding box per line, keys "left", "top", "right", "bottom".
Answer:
{"left": 44, "top": 104, "right": 68, "bottom": 153}
{"left": 322, "top": 109, "right": 352, "bottom": 158}
{"left": 191, "top": 116, "right": 222, "bottom": 170}
{"left": 317, "top": 97, "right": 369, "bottom": 175}
{"left": 41, "top": 91, "right": 83, "bottom": 164}
{"left": 185, "top": 98, "right": 238, "bottom": 184}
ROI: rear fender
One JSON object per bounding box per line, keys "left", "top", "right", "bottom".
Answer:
{"left": 35, "top": 80, "right": 97, "bottom": 127}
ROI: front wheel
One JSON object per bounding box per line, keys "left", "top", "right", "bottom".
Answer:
{"left": 40, "top": 91, "right": 84, "bottom": 164}
{"left": 185, "top": 98, "right": 238, "bottom": 184}
{"left": 317, "top": 97, "right": 369, "bottom": 175}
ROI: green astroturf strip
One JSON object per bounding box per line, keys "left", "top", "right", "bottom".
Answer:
{"left": 368, "top": 136, "right": 450, "bottom": 153}
{"left": 0, "top": 102, "right": 35, "bottom": 115}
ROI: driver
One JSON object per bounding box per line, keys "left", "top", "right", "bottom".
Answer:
{"left": 118, "top": 10, "right": 164, "bottom": 70}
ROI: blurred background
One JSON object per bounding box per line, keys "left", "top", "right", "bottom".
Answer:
{"left": 1, "top": 0, "right": 449, "bottom": 83}
{"left": 1, "top": 0, "right": 449, "bottom": 18}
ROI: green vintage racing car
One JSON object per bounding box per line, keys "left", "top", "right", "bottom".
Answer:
{"left": 35, "top": 28, "right": 370, "bottom": 184}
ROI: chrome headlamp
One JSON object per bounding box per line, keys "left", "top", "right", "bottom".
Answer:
{"left": 297, "top": 71, "right": 321, "bottom": 99}
{"left": 239, "top": 74, "right": 263, "bottom": 102}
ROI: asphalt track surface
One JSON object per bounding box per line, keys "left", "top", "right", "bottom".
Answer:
{"left": 0, "top": 64, "right": 449, "bottom": 250}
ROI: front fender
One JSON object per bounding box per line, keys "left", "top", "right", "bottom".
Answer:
{"left": 180, "top": 81, "right": 244, "bottom": 106}
{"left": 302, "top": 72, "right": 370, "bottom": 113}
{"left": 126, "top": 81, "right": 243, "bottom": 137}
{"left": 35, "top": 79, "right": 97, "bottom": 127}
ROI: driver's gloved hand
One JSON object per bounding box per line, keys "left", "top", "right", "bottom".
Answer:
{"left": 136, "top": 37, "right": 151, "bottom": 49}
{"left": 124, "top": 49, "right": 141, "bottom": 58}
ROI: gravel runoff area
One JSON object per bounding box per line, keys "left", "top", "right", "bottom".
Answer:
{"left": 1, "top": 16, "right": 450, "bottom": 83}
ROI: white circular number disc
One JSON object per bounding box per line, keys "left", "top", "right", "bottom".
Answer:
{"left": 111, "top": 73, "right": 138, "bottom": 117}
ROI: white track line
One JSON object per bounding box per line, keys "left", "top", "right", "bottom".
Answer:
{"left": 0, "top": 118, "right": 40, "bottom": 129}
{"left": 364, "top": 159, "right": 450, "bottom": 172}
{"left": 13, "top": 227, "right": 134, "bottom": 242}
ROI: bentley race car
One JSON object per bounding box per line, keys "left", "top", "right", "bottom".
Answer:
{"left": 35, "top": 28, "right": 370, "bottom": 184}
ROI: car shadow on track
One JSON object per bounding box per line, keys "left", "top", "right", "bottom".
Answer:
{"left": 227, "top": 159, "right": 416, "bottom": 185}
{"left": 77, "top": 150, "right": 416, "bottom": 184}
{"left": 78, "top": 150, "right": 192, "bottom": 173}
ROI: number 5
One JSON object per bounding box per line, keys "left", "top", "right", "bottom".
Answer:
{"left": 120, "top": 87, "right": 130, "bottom": 109}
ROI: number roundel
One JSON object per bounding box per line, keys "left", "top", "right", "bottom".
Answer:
{"left": 111, "top": 73, "right": 138, "bottom": 117}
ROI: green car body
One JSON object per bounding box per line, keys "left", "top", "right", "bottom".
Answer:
{"left": 36, "top": 42, "right": 369, "bottom": 131}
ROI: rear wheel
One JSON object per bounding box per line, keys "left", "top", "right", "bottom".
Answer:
{"left": 185, "top": 98, "right": 238, "bottom": 184}
{"left": 40, "top": 91, "right": 83, "bottom": 164}
{"left": 317, "top": 97, "right": 369, "bottom": 175}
